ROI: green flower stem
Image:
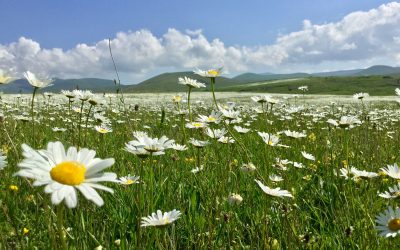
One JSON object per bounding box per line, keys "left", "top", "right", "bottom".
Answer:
{"left": 210, "top": 77, "right": 219, "bottom": 110}
{"left": 56, "top": 205, "right": 68, "bottom": 250}
{"left": 31, "top": 86, "right": 38, "bottom": 146}
{"left": 187, "top": 86, "right": 192, "bottom": 122}
{"left": 77, "top": 100, "right": 85, "bottom": 149}
{"left": 83, "top": 104, "right": 94, "bottom": 146}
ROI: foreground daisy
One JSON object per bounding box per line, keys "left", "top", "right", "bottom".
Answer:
{"left": 380, "top": 163, "right": 400, "bottom": 179}
{"left": 0, "top": 151, "right": 7, "bottom": 170}
{"left": 141, "top": 209, "right": 182, "bottom": 227}
{"left": 15, "top": 141, "right": 117, "bottom": 208}
{"left": 255, "top": 180, "right": 293, "bottom": 198}
{"left": 301, "top": 151, "right": 315, "bottom": 161}
{"left": 376, "top": 206, "right": 400, "bottom": 237}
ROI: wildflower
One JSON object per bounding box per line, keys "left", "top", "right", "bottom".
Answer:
{"left": 298, "top": 86, "right": 308, "bottom": 92}
{"left": 227, "top": 193, "right": 243, "bottom": 205}
{"left": 178, "top": 77, "right": 206, "bottom": 88}
{"left": 52, "top": 127, "right": 67, "bottom": 133}
{"left": 61, "top": 90, "right": 76, "bottom": 99}
{"left": 23, "top": 71, "right": 53, "bottom": 88}
{"left": 73, "top": 89, "right": 94, "bottom": 101}
{"left": 283, "top": 130, "right": 306, "bottom": 139}
{"left": 170, "top": 143, "right": 188, "bottom": 151}
{"left": 194, "top": 68, "right": 222, "bottom": 78}
{"left": 379, "top": 184, "right": 400, "bottom": 199}
{"left": 191, "top": 166, "right": 204, "bottom": 174}
{"left": 197, "top": 111, "right": 222, "bottom": 124}
{"left": 189, "top": 138, "right": 210, "bottom": 148}
{"left": 172, "top": 95, "right": 182, "bottom": 103}
{"left": 380, "top": 164, "right": 400, "bottom": 179}
{"left": 0, "top": 69, "right": 15, "bottom": 84}
{"left": 375, "top": 206, "right": 400, "bottom": 237}
{"left": 218, "top": 136, "right": 235, "bottom": 144}
{"left": 141, "top": 209, "right": 182, "bottom": 227}
{"left": 353, "top": 92, "right": 369, "bottom": 100}
{"left": 205, "top": 128, "right": 227, "bottom": 139}
{"left": 258, "top": 132, "right": 280, "bottom": 146}
{"left": 23, "top": 227, "right": 29, "bottom": 235}
{"left": 233, "top": 126, "right": 250, "bottom": 134}
{"left": 255, "top": 180, "right": 293, "bottom": 198}
{"left": 119, "top": 175, "right": 140, "bottom": 185}
{"left": 0, "top": 151, "right": 7, "bottom": 170}
{"left": 95, "top": 125, "right": 113, "bottom": 134}
{"left": 14, "top": 141, "right": 117, "bottom": 208}
{"left": 301, "top": 151, "right": 315, "bottom": 161}
{"left": 126, "top": 134, "right": 174, "bottom": 156}
{"left": 186, "top": 122, "right": 207, "bottom": 129}
{"left": 9, "top": 185, "right": 19, "bottom": 192}
{"left": 241, "top": 163, "right": 257, "bottom": 172}
{"left": 269, "top": 174, "right": 284, "bottom": 182}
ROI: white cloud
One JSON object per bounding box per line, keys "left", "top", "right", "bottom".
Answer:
{"left": 1, "top": 2, "right": 400, "bottom": 82}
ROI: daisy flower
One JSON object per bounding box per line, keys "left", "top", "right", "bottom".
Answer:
{"left": 0, "top": 151, "right": 7, "bottom": 170}
{"left": 23, "top": 71, "right": 53, "bottom": 88}
{"left": 255, "top": 179, "right": 293, "bottom": 198}
{"left": 258, "top": 132, "right": 280, "bottom": 146}
{"left": 170, "top": 143, "right": 188, "bottom": 151}
{"left": 0, "top": 69, "right": 15, "bottom": 84}
{"left": 233, "top": 126, "right": 250, "bottom": 134}
{"left": 379, "top": 184, "right": 400, "bottom": 199}
{"left": 227, "top": 193, "right": 243, "bottom": 205}
{"left": 205, "top": 128, "right": 227, "bottom": 139}
{"left": 141, "top": 209, "right": 182, "bottom": 227}
{"left": 185, "top": 122, "right": 207, "bottom": 129}
{"left": 178, "top": 77, "right": 206, "bottom": 88}
{"left": 95, "top": 125, "right": 113, "bottom": 134}
{"left": 376, "top": 206, "right": 400, "bottom": 237}
{"left": 301, "top": 151, "right": 315, "bottom": 161}
{"left": 283, "top": 130, "right": 306, "bottom": 139}
{"left": 353, "top": 92, "right": 369, "bottom": 100}
{"left": 189, "top": 138, "right": 210, "bottom": 148}
{"left": 240, "top": 162, "right": 257, "bottom": 172}
{"left": 14, "top": 141, "right": 117, "bottom": 208}
{"left": 380, "top": 163, "right": 400, "bottom": 179}
{"left": 194, "top": 68, "right": 222, "bottom": 78}
{"left": 119, "top": 175, "right": 140, "bottom": 185}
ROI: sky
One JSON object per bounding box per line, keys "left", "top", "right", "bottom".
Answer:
{"left": 1, "top": 0, "right": 400, "bottom": 83}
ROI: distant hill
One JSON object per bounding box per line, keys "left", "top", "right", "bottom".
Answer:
{"left": 124, "top": 71, "right": 242, "bottom": 92}
{"left": 353, "top": 65, "right": 400, "bottom": 76}
{"left": 233, "top": 73, "right": 310, "bottom": 82}
{"left": 220, "top": 75, "right": 400, "bottom": 95}
{"left": 0, "top": 78, "right": 118, "bottom": 93}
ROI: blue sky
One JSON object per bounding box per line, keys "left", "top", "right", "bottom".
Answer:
{"left": 1, "top": 0, "right": 399, "bottom": 83}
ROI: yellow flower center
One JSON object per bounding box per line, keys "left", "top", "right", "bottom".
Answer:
{"left": 268, "top": 140, "right": 274, "bottom": 145}
{"left": 388, "top": 218, "right": 400, "bottom": 231}
{"left": 162, "top": 218, "right": 170, "bottom": 225}
{"left": 125, "top": 179, "right": 134, "bottom": 185}
{"left": 207, "top": 117, "right": 216, "bottom": 122}
{"left": 207, "top": 69, "right": 219, "bottom": 76}
{"left": 50, "top": 161, "right": 86, "bottom": 185}
{"left": 98, "top": 128, "right": 108, "bottom": 133}
{"left": 193, "top": 123, "right": 203, "bottom": 127}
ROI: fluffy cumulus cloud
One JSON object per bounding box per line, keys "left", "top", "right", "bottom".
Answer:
{"left": 1, "top": 2, "right": 400, "bottom": 82}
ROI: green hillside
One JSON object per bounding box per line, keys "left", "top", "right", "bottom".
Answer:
{"left": 233, "top": 72, "right": 310, "bottom": 82}
{"left": 220, "top": 75, "right": 400, "bottom": 95}
{"left": 0, "top": 78, "right": 117, "bottom": 93}
{"left": 124, "top": 71, "right": 242, "bottom": 92}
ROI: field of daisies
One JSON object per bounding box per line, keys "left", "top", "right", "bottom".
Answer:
{"left": 2, "top": 70, "right": 400, "bottom": 249}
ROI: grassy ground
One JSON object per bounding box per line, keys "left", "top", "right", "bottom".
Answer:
{"left": 1, "top": 92, "right": 400, "bottom": 249}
